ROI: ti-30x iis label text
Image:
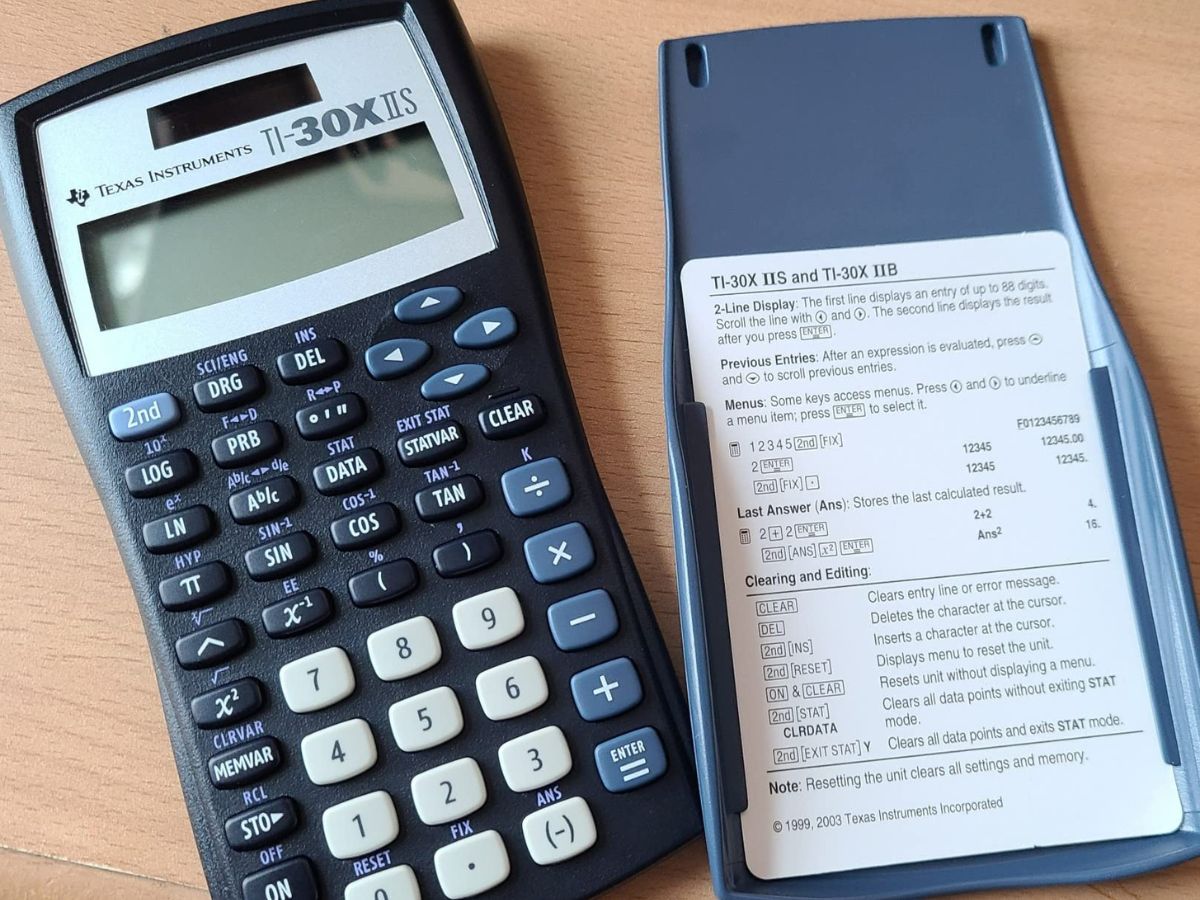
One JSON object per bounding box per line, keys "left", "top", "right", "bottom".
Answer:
{"left": 681, "top": 232, "right": 1182, "bottom": 880}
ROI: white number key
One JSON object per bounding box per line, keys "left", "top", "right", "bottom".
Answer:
{"left": 521, "top": 796, "right": 597, "bottom": 865}
{"left": 280, "top": 646, "right": 355, "bottom": 713}
{"left": 322, "top": 790, "right": 399, "bottom": 860}
{"left": 389, "top": 686, "right": 464, "bottom": 751}
{"left": 301, "top": 718, "right": 377, "bottom": 786}
{"left": 475, "top": 656, "right": 548, "bottom": 721}
{"left": 434, "top": 830, "right": 510, "bottom": 899}
{"left": 411, "top": 757, "right": 488, "bottom": 825}
{"left": 344, "top": 865, "right": 420, "bottom": 900}
{"left": 452, "top": 587, "right": 524, "bottom": 650}
{"left": 497, "top": 725, "right": 573, "bottom": 792}
{"left": 368, "top": 616, "right": 442, "bottom": 681}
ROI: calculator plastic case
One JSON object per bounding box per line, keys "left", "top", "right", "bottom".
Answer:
{"left": 661, "top": 16, "right": 1200, "bottom": 900}
{"left": 0, "top": 1, "right": 701, "bottom": 897}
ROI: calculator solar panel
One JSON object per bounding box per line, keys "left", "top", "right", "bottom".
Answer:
{"left": 0, "top": 2, "right": 702, "bottom": 898}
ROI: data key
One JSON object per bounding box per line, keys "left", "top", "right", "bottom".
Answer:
{"left": 312, "top": 448, "right": 383, "bottom": 495}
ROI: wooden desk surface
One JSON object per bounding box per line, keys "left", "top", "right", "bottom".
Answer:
{"left": 1, "top": 0, "right": 1197, "bottom": 896}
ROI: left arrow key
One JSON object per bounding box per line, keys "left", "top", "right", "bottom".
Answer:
{"left": 176, "top": 618, "right": 248, "bottom": 670}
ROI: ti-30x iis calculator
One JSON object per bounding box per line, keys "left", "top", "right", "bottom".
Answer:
{"left": 0, "top": 2, "right": 701, "bottom": 897}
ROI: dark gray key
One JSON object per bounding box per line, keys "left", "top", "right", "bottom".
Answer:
{"left": 211, "top": 422, "right": 281, "bottom": 469}
{"left": 397, "top": 421, "right": 465, "bottom": 467}
{"left": 330, "top": 503, "right": 400, "bottom": 550}
{"left": 312, "top": 448, "right": 383, "bottom": 495}
{"left": 414, "top": 475, "right": 484, "bottom": 522}
{"left": 295, "top": 393, "right": 365, "bottom": 440}
{"left": 193, "top": 365, "right": 264, "bottom": 412}
{"left": 158, "top": 562, "right": 231, "bottom": 611}
{"left": 262, "top": 589, "right": 333, "bottom": 638}
{"left": 125, "top": 450, "right": 196, "bottom": 498}
{"left": 209, "top": 736, "right": 282, "bottom": 789}
{"left": 176, "top": 618, "right": 247, "bottom": 670}
{"left": 244, "top": 532, "right": 316, "bottom": 581}
{"left": 142, "top": 505, "right": 213, "bottom": 554}
{"left": 191, "top": 678, "right": 263, "bottom": 729}
{"left": 228, "top": 476, "right": 299, "bottom": 524}
{"left": 226, "top": 798, "right": 299, "bottom": 852}
{"left": 276, "top": 338, "right": 346, "bottom": 384}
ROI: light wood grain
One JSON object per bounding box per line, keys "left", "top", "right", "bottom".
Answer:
{"left": 0, "top": 0, "right": 1197, "bottom": 897}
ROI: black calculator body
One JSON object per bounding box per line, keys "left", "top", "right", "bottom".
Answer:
{"left": 0, "top": 2, "right": 701, "bottom": 898}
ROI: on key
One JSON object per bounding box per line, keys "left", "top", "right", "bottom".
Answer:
{"left": 433, "top": 530, "right": 502, "bottom": 577}
{"left": 348, "top": 559, "right": 419, "bottom": 607}
{"left": 242, "top": 857, "right": 317, "bottom": 900}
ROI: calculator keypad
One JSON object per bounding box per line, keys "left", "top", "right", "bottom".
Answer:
{"left": 434, "top": 830, "right": 511, "bottom": 899}
{"left": 476, "top": 656, "right": 549, "bottom": 721}
{"left": 389, "top": 686, "right": 463, "bottom": 751}
{"left": 521, "top": 797, "right": 597, "bottom": 866}
{"left": 301, "top": 718, "right": 378, "bottom": 785}
{"left": 279, "top": 647, "right": 355, "bottom": 713}
{"left": 410, "top": 757, "right": 488, "bottom": 825}
{"left": 110, "top": 279, "right": 695, "bottom": 899}
{"left": 366, "top": 616, "right": 442, "bottom": 681}
{"left": 322, "top": 790, "right": 400, "bottom": 860}
{"left": 497, "top": 726, "right": 573, "bottom": 792}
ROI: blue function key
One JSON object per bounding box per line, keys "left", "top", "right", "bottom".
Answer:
{"left": 524, "top": 522, "right": 595, "bottom": 584}
{"left": 593, "top": 727, "right": 668, "bottom": 792}
{"left": 453, "top": 307, "right": 518, "bottom": 349}
{"left": 501, "top": 457, "right": 572, "bottom": 517}
{"left": 365, "top": 338, "right": 432, "bottom": 380}
{"left": 547, "top": 589, "right": 619, "bottom": 651}
{"left": 108, "top": 392, "right": 180, "bottom": 441}
{"left": 570, "top": 657, "right": 643, "bottom": 722}
{"left": 394, "top": 285, "right": 463, "bottom": 323}
{"left": 420, "top": 363, "right": 490, "bottom": 401}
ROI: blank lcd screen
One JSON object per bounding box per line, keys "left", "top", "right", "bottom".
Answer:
{"left": 79, "top": 123, "right": 463, "bottom": 330}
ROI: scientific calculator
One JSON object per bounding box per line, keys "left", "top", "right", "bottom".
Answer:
{"left": 0, "top": 2, "right": 700, "bottom": 897}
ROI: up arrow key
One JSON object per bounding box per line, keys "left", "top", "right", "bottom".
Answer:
{"left": 176, "top": 619, "right": 246, "bottom": 670}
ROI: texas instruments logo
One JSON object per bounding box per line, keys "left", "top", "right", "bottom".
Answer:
{"left": 66, "top": 188, "right": 90, "bottom": 207}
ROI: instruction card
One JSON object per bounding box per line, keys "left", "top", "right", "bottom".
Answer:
{"left": 680, "top": 232, "right": 1182, "bottom": 879}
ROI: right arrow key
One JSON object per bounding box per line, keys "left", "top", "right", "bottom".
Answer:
{"left": 453, "top": 307, "right": 518, "bottom": 349}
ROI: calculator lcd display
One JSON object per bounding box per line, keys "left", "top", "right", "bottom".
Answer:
{"left": 78, "top": 123, "right": 463, "bottom": 330}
